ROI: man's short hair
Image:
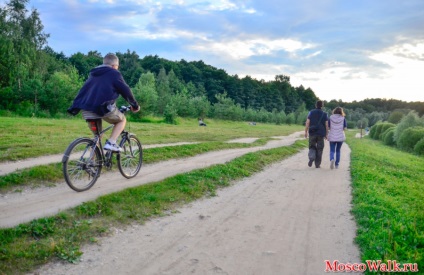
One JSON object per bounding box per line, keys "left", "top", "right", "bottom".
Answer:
{"left": 316, "top": 100, "right": 323, "bottom": 109}
{"left": 103, "top": 53, "right": 119, "bottom": 66}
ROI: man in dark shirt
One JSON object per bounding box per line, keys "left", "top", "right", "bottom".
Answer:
{"left": 304, "top": 100, "right": 329, "bottom": 168}
{"left": 68, "top": 53, "right": 140, "bottom": 152}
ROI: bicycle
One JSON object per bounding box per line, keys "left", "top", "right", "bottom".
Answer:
{"left": 62, "top": 106, "right": 143, "bottom": 192}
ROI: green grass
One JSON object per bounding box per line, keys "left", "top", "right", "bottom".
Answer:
{"left": 0, "top": 116, "right": 302, "bottom": 161}
{"left": 0, "top": 140, "right": 307, "bottom": 274}
{"left": 347, "top": 132, "right": 424, "bottom": 273}
{"left": 2, "top": 116, "right": 422, "bottom": 274}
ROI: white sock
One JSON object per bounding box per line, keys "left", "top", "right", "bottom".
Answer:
{"left": 108, "top": 139, "right": 116, "bottom": 144}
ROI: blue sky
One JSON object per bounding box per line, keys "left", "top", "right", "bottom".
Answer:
{"left": 3, "top": 0, "right": 424, "bottom": 102}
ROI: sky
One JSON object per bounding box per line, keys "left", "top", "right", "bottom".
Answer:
{"left": 2, "top": 0, "right": 424, "bottom": 103}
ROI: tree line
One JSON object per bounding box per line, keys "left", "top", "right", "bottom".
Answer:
{"left": 1, "top": 0, "right": 423, "bottom": 127}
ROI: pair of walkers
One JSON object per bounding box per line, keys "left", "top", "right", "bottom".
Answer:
{"left": 304, "top": 100, "right": 347, "bottom": 169}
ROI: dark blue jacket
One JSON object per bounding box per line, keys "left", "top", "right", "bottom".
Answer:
{"left": 307, "top": 108, "right": 328, "bottom": 137}
{"left": 68, "top": 65, "right": 139, "bottom": 116}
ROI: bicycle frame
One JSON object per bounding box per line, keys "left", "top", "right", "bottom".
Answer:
{"left": 91, "top": 123, "right": 115, "bottom": 168}
{"left": 89, "top": 123, "right": 134, "bottom": 169}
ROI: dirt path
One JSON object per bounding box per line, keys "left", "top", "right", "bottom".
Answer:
{"left": 0, "top": 134, "right": 298, "bottom": 228}
{"left": 1, "top": 132, "right": 360, "bottom": 274}
{"left": 32, "top": 135, "right": 360, "bottom": 275}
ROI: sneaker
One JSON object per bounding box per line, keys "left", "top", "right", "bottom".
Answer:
{"left": 308, "top": 160, "right": 313, "bottom": 167}
{"left": 330, "top": 160, "right": 335, "bottom": 170}
{"left": 104, "top": 141, "right": 123, "bottom": 152}
{"left": 335, "top": 165, "right": 339, "bottom": 169}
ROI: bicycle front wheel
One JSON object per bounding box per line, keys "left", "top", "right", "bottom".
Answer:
{"left": 117, "top": 135, "right": 142, "bottom": 178}
{"left": 62, "top": 138, "right": 102, "bottom": 192}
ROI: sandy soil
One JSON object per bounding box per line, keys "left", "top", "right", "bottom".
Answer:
{"left": 0, "top": 133, "right": 360, "bottom": 274}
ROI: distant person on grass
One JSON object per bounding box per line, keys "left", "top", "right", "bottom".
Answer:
{"left": 328, "top": 107, "right": 347, "bottom": 169}
{"left": 198, "top": 118, "right": 207, "bottom": 126}
{"left": 67, "top": 53, "right": 140, "bottom": 152}
{"left": 305, "top": 100, "right": 329, "bottom": 168}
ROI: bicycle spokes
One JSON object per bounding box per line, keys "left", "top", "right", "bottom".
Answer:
{"left": 63, "top": 138, "right": 102, "bottom": 192}
{"left": 117, "top": 135, "right": 142, "bottom": 178}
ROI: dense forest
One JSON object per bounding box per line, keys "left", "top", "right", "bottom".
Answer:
{"left": 1, "top": 0, "right": 423, "bottom": 127}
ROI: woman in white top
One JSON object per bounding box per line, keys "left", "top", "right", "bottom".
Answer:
{"left": 327, "top": 107, "right": 347, "bottom": 169}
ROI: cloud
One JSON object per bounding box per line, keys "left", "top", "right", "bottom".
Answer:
{"left": 176, "top": 0, "right": 256, "bottom": 14}
{"left": 376, "top": 40, "right": 424, "bottom": 62}
{"left": 12, "top": 0, "right": 424, "bottom": 103}
{"left": 190, "top": 37, "right": 316, "bottom": 59}
{"left": 369, "top": 39, "right": 424, "bottom": 87}
{"left": 288, "top": 39, "right": 424, "bottom": 102}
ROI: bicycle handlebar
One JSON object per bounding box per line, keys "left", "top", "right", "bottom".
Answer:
{"left": 119, "top": 105, "right": 132, "bottom": 113}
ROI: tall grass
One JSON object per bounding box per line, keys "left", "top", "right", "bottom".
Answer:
{"left": 347, "top": 132, "right": 423, "bottom": 273}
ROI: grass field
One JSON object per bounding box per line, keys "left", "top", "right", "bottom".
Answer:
{"left": 346, "top": 132, "right": 423, "bottom": 273}
{"left": 0, "top": 116, "right": 302, "bottom": 161}
{"left": 0, "top": 117, "right": 422, "bottom": 274}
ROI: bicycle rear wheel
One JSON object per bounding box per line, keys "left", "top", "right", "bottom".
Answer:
{"left": 117, "top": 135, "right": 142, "bottom": 178}
{"left": 62, "top": 138, "right": 102, "bottom": 192}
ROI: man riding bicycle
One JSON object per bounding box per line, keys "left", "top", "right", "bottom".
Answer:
{"left": 67, "top": 53, "right": 140, "bottom": 152}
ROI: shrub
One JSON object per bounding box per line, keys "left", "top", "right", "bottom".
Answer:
{"left": 369, "top": 124, "right": 379, "bottom": 139}
{"left": 387, "top": 111, "right": 404, "bottom": 124}
{"left": 286, "top": 113, "right": 295, "bottom": 125}
{"left": 397, "top": 126, "right": 424, "bottom": 152}
{"left": 270, "top": 109, "right": 286, "bottom": 125}
{"left": 382, "top": 127, "right": 396, "bottom": 146}
{"left": 394, "top": 111, "right": 423, "bottom": 146}
{"left": 378, "top": 122, "right": 395, "bottom": 140}
{"left": 163, "top": 104, "right": 178, "bottom": 124}
{"left": 414, "top": 137, "right": 424, "bottom": 155}
{"left": 374, "top": 123, "right": 384, "bottom": 139}
{"left": 347, "top": 121, "right": 355, "bottom": 129}
{"left": 373, "top": 122, "right": 395, "bottom": 140}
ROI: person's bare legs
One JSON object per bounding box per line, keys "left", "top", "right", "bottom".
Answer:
{"left": 109, "top": 116, "right": 126, "bottom": 143}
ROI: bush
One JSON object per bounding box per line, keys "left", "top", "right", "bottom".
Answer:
{"left": 273, "top": 111, "right": 287, "bottom": 125}
{"left": 373, "top": 122, "right": 395, "bottom": 140}
{"left": 378, "top": 122, "right": 395, "bottom": 140}
{"left": 394, "top": 111, "right": 423, "bottom": 146}
{"left": 382, "top": 127, "right": 396, "bottom": 146}
{"left": 163, "top": 104, "right": 178, "bottom": 124}
{"left": 286, "top": 113, "right": 296, "bottom": 125}
{"left": 414, "top": 137, "right": 424, "bottom": 155}
{"left": 397, "top": 126, "right": 424, "bottom": 152}
{"left": 347, "top": 121, "right": 355, "bottom": 129}
{"left": 374, "top": 123, "right": 384, "bottom": 139}
{"left": 369, "top": 124, "right": 378, "bottom": 139}
{"left": 387, "top": 111, "right": 404, "bottom": 124}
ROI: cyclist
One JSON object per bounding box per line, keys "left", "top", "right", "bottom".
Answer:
{"left": 67, "top": 53, "right": 140, "bottom": 152}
